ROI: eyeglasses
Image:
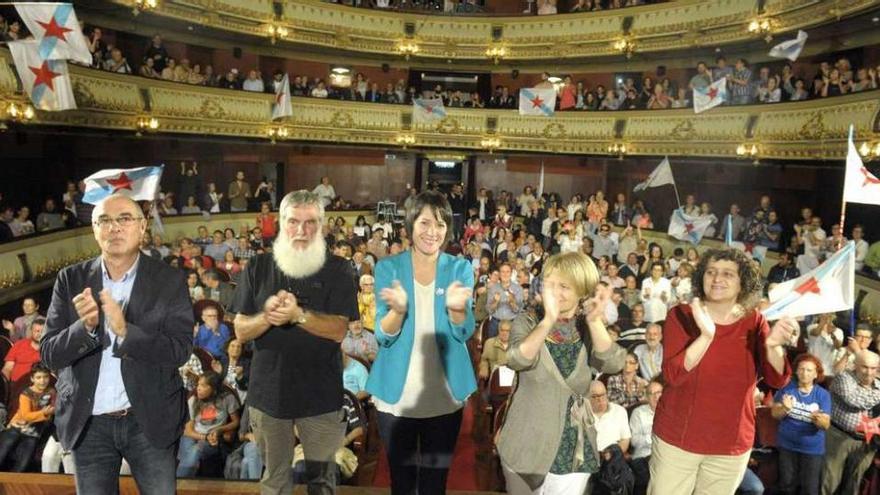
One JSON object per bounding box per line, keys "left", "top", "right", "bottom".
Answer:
{"left": 93, "top": 215, "right": 144, "bottom": 229}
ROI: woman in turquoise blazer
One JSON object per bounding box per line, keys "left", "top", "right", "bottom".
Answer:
{"left": 365, "top": 191, "right": 476, "bottom": 495}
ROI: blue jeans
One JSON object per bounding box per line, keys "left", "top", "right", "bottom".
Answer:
{"left": 72, "top": 414, "right": 176, "bottom": 495}
{"left": 176, "top": 436, "right": 222, "bottom": 477}
{"left": 777, "top": 447, "right": 822, "bottom": 495}
{"left": 736, "top": 467, "right": 764, "bottom": 495}
{"left": 0, "top": 427, "right": 39, "bottom": 472}
{"left": 241, "top": 441, "right": 263, "bottom": 480}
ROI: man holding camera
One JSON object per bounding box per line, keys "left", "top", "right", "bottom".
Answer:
{"left": 231, "top": 190, "right": 359, "bottom": 495}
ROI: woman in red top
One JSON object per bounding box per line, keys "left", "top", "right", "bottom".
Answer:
{"left": 256, "top": 202, "right": 277, "bottom": 242}
{"left": 648, "top": 248, "right": 797, "bottom": 495}
{"left": 559, "top": 75, "right": 577, "bottom": 111}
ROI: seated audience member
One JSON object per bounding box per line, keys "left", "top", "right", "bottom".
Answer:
{"left": 341, "top": 320, "right": 378, "bottom": 362}
{"left": 822, "top": 350, "right": 880, "bottom": 495}
{"left": 1, "top": 297, "right": 42, "bottom": 341}
{"left": 218, "top": 251, "right": 242, "bottom": 276}
{"left": 357, "top": 275, "right": 377, "bottom": 332}
{"left": 179, "top": 352, "right": 205, "bottom": 392}
{"left": 771, "top": 354, "right": 831, "bottom": 495}
{"left": 186, "top": 270, "right": 205, "bottom": 302}
{"left": 767, "top": 251, "right": 800, "bottom": 285}
{"left": 833, "top": 325, "right": 873, "bottom": 374}
{"left": 590, "top": 381, "right": 632, "bottom": 453}
{"left": 342, "top": 352, "right": 369, "bottom": 400}
{"left": 0, "top": 362, "right": 55, "bottom": 472}
{"left": 177, "top": 372, "right": 241, "bottom": 478}
{"left": 618, "top": 303, "right": 647, "bottom": 347}
{"left": 632, "top": 323, "right": 662, "bottom": 380}
{"left": 201, "top": 270, "right": 235, "bottom": 312}
{"left": 194, "top": 307, "right": 230, "bottom": 359}
{"left": 2, "top": 318, "right": 44, "bottom": 382}
{"left": 213, "top": 337, "right": 249, "bottom": 404}
{"left": 478, "top": 320, "right": 510, "bottom": 381}
{"left": 205, "top": 230, "right": 232, "bottom": 263}
{"left": 606, "top": 351, "right": 648, "bottom": 408}
{"left": 230, "top": 406, "right": 262, "bottom": 480}
{"left": 629, "top": 379, "right": 663, "bottom": 494}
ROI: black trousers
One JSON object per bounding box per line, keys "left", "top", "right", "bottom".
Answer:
{"left": 377, "top": 409, "right": 463, "bottom": 495}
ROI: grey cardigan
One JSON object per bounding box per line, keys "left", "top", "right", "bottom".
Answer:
{"left": 497, "top": 313, "right": 626, "bottom": 477}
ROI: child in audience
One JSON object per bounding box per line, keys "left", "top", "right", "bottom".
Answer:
{"left": 0, "top": 362, "right": 55, "bottom": 472}
{"left": 177, "top": 372, "right": 241, "bottom": 478}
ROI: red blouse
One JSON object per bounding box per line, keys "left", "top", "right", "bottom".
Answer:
{"left": 653, "top": 304, "right": 791, "bottom": 455}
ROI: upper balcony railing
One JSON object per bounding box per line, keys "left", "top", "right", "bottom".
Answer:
{"left": 1, "top": 47, "right": 879, "bottom": 161}
{"left": 95, "top": 0, "right": 880, "bottom": 62}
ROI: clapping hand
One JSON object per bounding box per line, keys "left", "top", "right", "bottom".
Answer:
{"left": 583, "top": 284, "right": 612, "bottom": 324}
{"left": 445, "top": 281, "right": 472, "bottom": 312}
{"left": 380, "top": 280, "right": 408, "bottom": 314}
{"left": 690, "top": 298, "right": 716, "bottom": 339}
{"left": 98, "top": 289, "right": 126, "bottom": 337}
{"left": 767, "top": 316, "right": 799, "bottom": 347}
{"left": 542, "top": 287, "right": 560, "bottom": 323}
{"left": 263, "top": 291, "right": 293, "bottom": 326}
{"left": 781, "top": 394, "right": 795, "bottom": 412}
{"left": 73, "top": 287, "right": 100, "bottom": 331}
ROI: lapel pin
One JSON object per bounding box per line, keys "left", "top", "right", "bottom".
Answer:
{"left": 436, "top": 288, "right": 445, "bottom": 296}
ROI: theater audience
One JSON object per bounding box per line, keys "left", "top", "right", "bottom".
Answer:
{"left": 0, "top": 362, "right": 55, "bottom": 472}
{"left": 177, "top": 372, "right": 241, "bottom": 478}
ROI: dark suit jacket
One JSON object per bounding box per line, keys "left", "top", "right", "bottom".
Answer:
{"left": 42, "top": 255, "right": 194, "bottom": 450}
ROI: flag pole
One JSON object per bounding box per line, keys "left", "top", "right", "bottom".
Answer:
{"left": 671, "top": 183, "right": 682, "bottom": 209}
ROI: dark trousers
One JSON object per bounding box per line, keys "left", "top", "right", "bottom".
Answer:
{"left": 452, "top": 214, "right": 464, "bottom": 241}
{"left": 630, "top": 456, "right": 650, "bottom": 495}
{"left": 777, "top": 447, "right": 822, "bottom": 495}
{"left": 377, "top": 409, "right": 463, "bottom": 495}
{"left": 72, "top": 414, "right": 177, "bottom": 495}
{"left": 0, "top": 427, "right": 39, "bottom": 472}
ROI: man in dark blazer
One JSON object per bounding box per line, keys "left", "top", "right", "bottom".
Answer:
{"left": 42, "top": 194, "right": 193, "bottom": 495}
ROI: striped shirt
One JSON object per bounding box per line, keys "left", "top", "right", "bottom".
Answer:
{"left": 829, "top": 370, "right": 880, "bottom": 434}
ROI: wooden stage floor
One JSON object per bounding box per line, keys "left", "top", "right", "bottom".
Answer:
{"left": 0, "top": 473, "right": 504, "bottom": 494}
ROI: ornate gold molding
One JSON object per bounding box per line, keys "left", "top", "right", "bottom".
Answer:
{"left": 97, "top": 0, "right": 879, "bottom": 61}
{"left": 1, "top": 48, "right": 878, "bottom": 160}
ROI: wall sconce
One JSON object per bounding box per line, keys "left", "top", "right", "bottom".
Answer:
{"left": 612, "top": 38, "right": 635, "bottom": 59}
{"left": 747, "top": 18, "right": 773, "bottom": 42}
{"left": 132, "top": 0, "right": 158, "bottom": 16}
{"left": 859, "top": 142, "right": 880, "bottom": 161}
{"left": 266, "top": 24, "right": 290, "bottom": 44}
{"left": 607, "top": 142, "right": 627, "bottom": 159}
{"left": 135, "top": 116, "right": 159, "bottom": 136}
{"left": 5, "top": 102, "right": 35, "bottom": 123}
{"left": 396, "top": 40, "right": 420, "bottom": 60}
{"left": 736, "top": 143, "right": 760, "bottom": 164}
{"left": 485, "top": 45, "right": 507, "bottom": 65}
{"left": 396, "top": 134, "right": 416, "bottom": 148}
{"left": 480, "top": 137, "right": 501, "bottom": 153}
{"left": 267, "top": 126, "right": 289, "bottom": 144}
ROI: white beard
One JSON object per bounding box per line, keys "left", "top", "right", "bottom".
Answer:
{"left": 272, "top": 234, "right": 327, "bottom": 279}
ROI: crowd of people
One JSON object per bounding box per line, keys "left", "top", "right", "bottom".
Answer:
{"left": 0, "top": 178, "right": 878, "bottom": 495}
{"left": 322, "top": 0, "right": 659, "bottom": 15}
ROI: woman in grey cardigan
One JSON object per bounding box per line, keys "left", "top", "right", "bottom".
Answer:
{"left": 498, "top": 251, "right": 626, "bottom": 494}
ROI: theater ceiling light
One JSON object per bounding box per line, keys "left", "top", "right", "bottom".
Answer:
{"left": 132, "top": 0, "right": 158, "bottom": 16}
{"left": 395, "top": 133, "right": 416, "bottom": 148}
{"left": 612, "top": 38, "right": 635, "bottom": 59}
{"left": 480, "top": 137, "right": 501, "bottom": 153}
{"left": 135, "top": 116, "right": 159, "bottom": 136}
{"left": 859, "top": 142, "right": 880, "bottom": 161}
{"left": 485, "top": 45, "right": 507, "bottom": 64}
{"left": 266, "top": 126, "right": 289, "bottom": 144}
{"left": 266, "top": 24, "right": 289, "bottom": 44}
{"left": 747, "top": 18, "right": 774, "bottom": 42}
{"left": 4, "top": 102, "right": 35, "bottom": 123}
{"left": 736, "top": 143, "right": 760, "bottom": 164}
{"left": 607, "top": 142, "right": 627, "bottom": 159}
{"left": 397, "top": 41, "right": 420, "bottom": 60}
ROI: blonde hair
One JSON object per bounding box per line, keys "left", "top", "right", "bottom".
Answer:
{"left": 541, "top": 252, "right": 600, "bottom": 299}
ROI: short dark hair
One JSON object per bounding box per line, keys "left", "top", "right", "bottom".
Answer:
{"left": 691, "top": 248, "right": 763, "bottom": 307}
{"left": 30, "top": 362, "right": 51, "bottom": 377}
{"left": 404, "top": 191, "right": 453, "bottom": 246}
{"left": 202, "top": 269, "right": 221, "bottom": 282}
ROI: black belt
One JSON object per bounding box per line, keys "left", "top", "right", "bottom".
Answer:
{"left": 98, "top": 407, "right": 133, "bottom": 418}
{"left": 832, "top": 422, "right": 865, "bottom": 441}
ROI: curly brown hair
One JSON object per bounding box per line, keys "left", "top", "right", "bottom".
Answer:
{"left": 691, "top": 248, "right": 763, "bottom": 308}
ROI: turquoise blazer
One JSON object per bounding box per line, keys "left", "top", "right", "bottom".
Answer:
{"left": 365, "top": 250, "right": 477, "bottom": 405}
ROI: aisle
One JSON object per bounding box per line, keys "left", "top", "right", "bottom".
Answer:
{"left": 371, "top": 400, "right": 480, "bottom": 491}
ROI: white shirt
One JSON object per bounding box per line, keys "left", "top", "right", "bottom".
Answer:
{"left": 595, "top": 402, "right": 632, "bottom": 451}
{"left": 242, "top": 78, "right": 264, "bottom": 92}
{"left": 373, "top": 281, "right": 461, "bottom": 418}
{"left": 629, "top": 404, "right": 655, "bottom": 459}
{"left": 312, "top": 183, "right": 336, "bottom": 206}
{"left": 807, "top": 325, "right": 844, "bottom": 376}
{"left": 633, "top": 343, "right": 662, "bottom": 380}
{"left": 558, "top": 235, "right": 582, "bottom": 254}
{"left": 855, "top": 239, "right": 869, "bottom": 270}
{"left": 641, "top": 277, "right": 671, "bottom": 323}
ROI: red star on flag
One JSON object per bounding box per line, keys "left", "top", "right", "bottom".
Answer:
{"left": 424, "top": 105, "right": 434, "bottom": 114}
{"left": 706, "top": 86, "right": 719, "bottom": 100}
{"left": 29, "top": 61, "right": 61, "bottom": 91}
{"left": 793, "top": 276, "right": 821, "bottom": 295}
{"left": 856, "top": 414, "right": 880, "bottom": 444}
{"left": 684, "top": 222, "right": 695, "bottom": 233}
{"left": 530, "top": 95, "right": 544, "bottom": 108}
{"left": 36, "top": 16, "right": 74, "bottom": 42}
{"left": 105, "top": 172, "right": 134, "bottom": 192}
{"left": 860, "top": 166, "right": 880, "bottom": 187}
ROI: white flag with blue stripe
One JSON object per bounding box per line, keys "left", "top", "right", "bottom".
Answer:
{"left": 769, "top": 30, "right": 808, "bottom": 62}
{"left": 762, "top": 241, "right": 855, "bottom": 320}
{"left": 518, "top": 88, "right": 556, "bottom": 116}
{"left": 667, "top": 208, "right": 712, "bottom": 245}
{"left": 413, "top": 98, "right": 447, "bottom": 123}
{"left": 8, "top": 40, "right": 76, "bottom": 111}
{"left": 82, "top": 165, "right": 165, "bottom": 205}
{"left": 15, "top": 3, "right": 92, "bottom": 65}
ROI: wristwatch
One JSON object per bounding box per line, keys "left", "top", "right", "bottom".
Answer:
{"left": 294, "top": 311, "right": 308, "bottom": 326}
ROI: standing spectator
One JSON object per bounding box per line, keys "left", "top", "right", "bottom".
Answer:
{"left": 767, "top": 251, "right": 800, "bottom": 285}
{"left": 606, "top": 351, "right": 648, "bottom": 408}
{"left": 255, "top": 202, "right": 277, "bottom": 243}
{"left": 3, "top": 318, "right": 44, "bottom": 382}
{"left": 688, "top": 62, "right": 712, "bottom": 93}
{"left": 771, "top": 354, "right": 831, "bottom": 495}
{"left": 87, "top": 27, "right": 108, "bottom": 68}
{"left": 486, "top": 263, "right": 524, "bottom": 340}
{"left": 729, "top": 58, "right": 753, "bottom": 105}
{"left": 640, "top": 262, "right": 670, "bottom": 323}
{"left": 176, "top": 161, "right": 200, "bottom": 211}
{"left": 718, "top": 203, "right": 745, "bottom": 241}
{"left": 821, "top": 350, "right": 880, "bottom": 495}
{"left": 144, "top": 34, "right": 169, "bottom": 72}
{"left": 712, "top": 56, "right": 733, "bottom": 84}
{"left": 852, "top": 224, "right": 868, "bottom": 271}
{"left": 610, "top": 193, "right": 630, "bottom": 226}
{"left": 312, "top": 177, "right": 336, "bottom": 208}
{"left": 2, "top": 297, "right": 43, "bottom": 342}
{"left": 228, "top": 171, "right": 250, "bottom": 212}
{"left": 203, "top": 182, "right": 223, "bottom": 213}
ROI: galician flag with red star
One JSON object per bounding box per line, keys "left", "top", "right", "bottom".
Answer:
{"left": 763, "top": 241, "right": 855, "bottom": 320}
{"left": 15, "top": 2, "right": 92, "bottom": 64}
{"left": 82, "top": 166, "right": 165, "bottom": 205}
{"left": 843, "top": 125, "right": 880, "bottom": 206}
{"left": 518, "top": 87, "right": 557, "bottom": 116}
{"left": 667, "top": 208, "right": 713, "bottom": 245}
{"left": 413, "top": 97, "right": 447, "bottom": 124}
{"left": 8, "top": 40, "right": 76, "bottom": 111}
{"left": 693, "top": 77, "right": 727, "bottom": 114}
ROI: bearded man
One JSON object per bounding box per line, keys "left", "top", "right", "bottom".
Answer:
{"left": 231, "top": 190, "right": 359, "bottom": 495}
